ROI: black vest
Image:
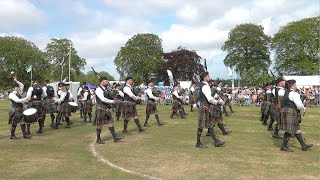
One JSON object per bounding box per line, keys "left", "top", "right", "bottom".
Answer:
{"left": 84, "top": 91, "right": 91, "bottom": 100}
{"left": 31, "top": 84, "right": 43, "bottom": 100}
{"left": 62, "top": 92, "right": 70, "bottom": 103}
{"left": 172, "top": 90, "right": 179, "bottom": 101}
{"left": 199, "top": 82, "right": 209, "bottom": 105}
{"left": 11, "top": 93, "right": 23, "bottom": 109}
{"left": 96, "top": 86, "right": 111, "bottom": 109}
{"left": 123, "top": 85, "right": 135, "bottom": 102}
{"left": 146, "top": 88, "right": 155, "bottom": 102}
{"left": 46, "top": 85, "right": 55, "bottom": 98}
{"left": 283, "top": 90, "right": 298, "bottom": 111}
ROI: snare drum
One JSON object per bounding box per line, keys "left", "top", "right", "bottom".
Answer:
{"left": 23, "top": 108, "right": 38, "bottom": 124}
{"left": 69, "top": 102, "right": 78, "bottom": 113}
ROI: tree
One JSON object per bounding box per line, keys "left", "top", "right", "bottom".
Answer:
{"left": 0, "top": 36, "right": 49, "bottom": 89}
{"left": 45, "top": 38, "right": 86, "bottom": 82}
{"left": 272, "top": 16, "right": 320, "bottom": 75}
{"left": 157, "top": 47, "right": 206, "bottom": 85}
{"left": 222, "top": 23, "right": 271, "bottom": 82}
{"left": 78, "top": 71, "right": 115, "bottom": 86}
{"left": 114, "top": 33, "right": 163, "bottom": 84}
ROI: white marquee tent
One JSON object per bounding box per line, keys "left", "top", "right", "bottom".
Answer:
{"left": 284, "top": 76, "right": 320, "bottom": 88}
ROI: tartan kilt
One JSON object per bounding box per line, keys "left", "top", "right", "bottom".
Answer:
{"left": 260, "top": 101, "right": 266, "bottom": 113}
{"left": 8, "top": 108, "right": 24, "bottom": 125}
{"left": 94, "top": 108, "right": 113, "bottom": 125}
{"left": 223, "top": 96, "right": 230, "bottom": 106}
{"left": 209, "top": 105, "right": 222, "bottom": 124}
{"left": 29, "top": 101, "right": 43, "bottom": 119}
{"left": 172, "top": 99, "right": 182, "bottom": 111}
{"left": 83, "top": 100, "right": 92, "bottom": 113}
{"left": 116, "top": 101, "right": 123, "bottom": 113}
{"left": 269, "top": 103, "right": 275, "bottom": 119}
{"left": 261, "top": 101, "right": 271, "bottom": 116}
{"left": 42, "top": 98, "right": 49, "bottom": 115}
{"left": 146, "top": 101, "right": 157, "bottom": 114}
{"left": 78, "top": 100, "right": 84, "bottom": 110}
{"left": 124, "top": 101, "right": 138, "bottom": 119}
{"left": 279, "top": 107, "right": 301, "bottom": 132}
{"left": 58, "top": 102, "right": 71, "bottom": 118}
{"left": 273, "top": 106, "right": 281, "bottom": 122}
{"left": 198, "top": 104, "right": 212, "bottom": 128}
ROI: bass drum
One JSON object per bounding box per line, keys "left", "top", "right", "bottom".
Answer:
{"left": 23, "top": 108, "right": 38, "bottom": 124}
{"left": 69, "top": 102, "right": 78, "bottom": 113}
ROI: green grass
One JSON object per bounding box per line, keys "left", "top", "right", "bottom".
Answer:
{"left": 0, "top": 100, "right": 319, "bottom": 179}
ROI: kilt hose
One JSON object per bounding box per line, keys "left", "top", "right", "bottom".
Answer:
{"left": 279, "top": 107, "right": 301, "bottom": 132}
{"left": 94, "top": 107, "right": 114, "bottom": 126}
{"left": 8, "top": 108, "right": 25, "bottom": 125}
{"left": 209, "top": 105, "right": 222, "bottom": 125}
{"left": 123, "top": 101, "right": 138, "bottom": 119}
{"left": 269, "top": 103, "right": 275, "bottom": 120}
{"left": 198, "top": 104, "right": 213, "bottom": 129}
{"left": 83, "top": 100, "right": 92, "bottom": 113}
{"left": 146, "top": 101, "right": 157, "bottom": 115}
{"left": 261, "top": 101, "right": 271, "bottom": 116}
{"left": 223, "top": 96, "right": 231, "bottom": 106}
{"left": 172, "top": 99, "right": 182, "bottom": 112}
{"left": 29, "top": 100, "right": 43, "bottom": 119}
{"left": 57, "top": 102, "right": 71, "bottom": 118}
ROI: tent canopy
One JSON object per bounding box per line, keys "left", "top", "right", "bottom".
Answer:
{"left": 284, "top": 76, "right": 320, "bottom": 88}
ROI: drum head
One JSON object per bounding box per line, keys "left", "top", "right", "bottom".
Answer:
{"left": 69, "top": 102, "right": 78, "bottom": 106}
{"left": 23, "top": 108, "right": 37, "bottom": 115}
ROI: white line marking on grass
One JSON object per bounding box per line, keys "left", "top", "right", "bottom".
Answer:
{"left": 89, "top": 139, "right": 163, "bottom": 180}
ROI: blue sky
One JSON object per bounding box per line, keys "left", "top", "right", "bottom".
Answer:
{"left": 0, "top": 0, "right": 318, "bottom": 80}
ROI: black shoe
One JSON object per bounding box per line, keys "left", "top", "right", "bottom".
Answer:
{"left": 144, "top": 123, "right": 149, "bottom": 127}
{"left": 65, "top": 125, "right": 70, "bottom": 128}
{"left": 96, "top": 139, "right": 105, "bottom": 144}
{"left": 281, "top": 146, "right": 294, "bottom": 152}
{"left": 267, "top": 127, "right": 274, "bottom": 131}
{"left": 139, "top": 128, "right": 145, "bottom": 132}
{"left": 195, "top": 142, "right": 207, "bottom": 148}
{"left": 223, "top": 131, "right": 232, "bottom": 135}
{"left": 262, "top": 122, "right": 267, "bottom": 125}
{"left": 82, "top": 120, "right": 87, "bottom": 123}
{"left": 122, "top": 129, "right": 128, "bottom": 133}
{"left": 50, "top": 123, "right": 54, "bottom": 128}
{"left": 170, "top": 116, "right": 175, "bottom": 119}
{"left": 214, "top": 140, "right": 226, "bottom": 147}
{"left": 36, "top": 129, "right": 42, "bottom": 133}
{"left": 23, "top": 135, "right": 31, "bottom": 139}
{"left": 113, "top": 137, "right": 123, "bottom": 142}
{"left": 302, "top": 144, "right": 313, "bottom": 151}
{"left": 10, "top": 135, "right": 18, "bottom": 140}
{"left": 272, "top": 134, "right": 282, "bottom": 139}
{"left": 158, "top": 122, "right": 165, "bottom": 126}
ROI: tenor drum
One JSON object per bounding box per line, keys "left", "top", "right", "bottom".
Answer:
{"left": 23, "top": 108, "right": 38, "bottom": 124}
{"left": 69, "top": 102, "right": 78, "bottom": 113}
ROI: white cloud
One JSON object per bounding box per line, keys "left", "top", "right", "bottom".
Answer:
{"left": 0, "top": 0, "right": 46, "bottom": 31}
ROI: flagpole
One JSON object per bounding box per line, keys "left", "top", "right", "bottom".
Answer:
{"left": 69, "top": 42, "right": 71, "bottom": 81}
{"left": 30, "top": 66, "right": 32, "bottom": 85}
{"left": 61, "top": 57, "right": 64, "bottom": 82}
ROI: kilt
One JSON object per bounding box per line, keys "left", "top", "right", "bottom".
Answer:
{"left": 269, "top": 103, "right": 275, "bottom": 119}
{"left": 273, "top": 105, "right": 281, "bottom": 122}
{"left": 209, "top": 105, "right": 222, "bottom": 124}
{"left": 261, "top": 101, "right": 271, "bottom": 116}
{"left": 223, "top": 96, "right": 231, "bottom": 106}
{"left": 29, "top": 100, "right": 43, "bottom": 119}
{"left": 172, "top": 99, "right": 182, "bottom": 111}
{"left": 116, "top": 101, "right": 123, "bottom": 113}
{"left": 42, "top": 98, "right": 50, "bottom": 115}
{"left": 146, "top": 101, "right": 157, "bottom": 114}
{"left": 198, "top": 104, "right": 213, "bottom": 128}
{"left": 279, "top": 107, "right": 301, "bottom": 132}
{"left": 78, "top": 100, "right": 84, "bottom": 110}
{"left": 8, "top": 108, "right": 24, "bottom": 125}
{"left": 83, "top": 100, "right": 92, "bottom": 113}
{"left": 124, "top": 101, "right": 138, "bottom": 119}
{"left": 94, "top": 107, "right": 113, "bottom": 125}
{"left": 58, "top": 102, "right": 71, "bottom": 118}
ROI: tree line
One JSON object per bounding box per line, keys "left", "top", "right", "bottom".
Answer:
{"left": 0, "top": 16, "right": 318, "bottom": 90}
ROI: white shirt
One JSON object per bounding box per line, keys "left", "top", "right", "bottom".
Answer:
{"left": 123, "top": 84, "right": 138, "bottom": 100}
{"left": 201, "top": 82, "right": 224, "bottom": 105}
{"left": 77, "top": 87, "right": 83, "bottom": 96}
{"left": 288, "top": 91, "right": 304, "bottom": 110}
{"left": 55, "top": 91, "right": 71, "bottom": 103}
{"left": 190, "top": 87, "right": 195, "bottom": 92}
{"left": 81, "top": 91, "right": 89, "bottom": 101}
{"left": 172, "top": 90, "right": 182, "bottom": 99}
{"left": 14, "top": 80, "right": 24, "bottom": 95}
{"left": 9, "top": 91, "right": 28, "bottom": 103}
{"left": 42, "top": 86, "right": 48, "bottom": 99}
{"left": 117, "top": 89, "right": 124, "bottom": 97}
{"left": 266, "top": 89, "right": 272, "bottom": 94}
{"left": 272, "top": 87, "right": 285, "bottom": 96}
{"left": 146, "top": 87, "right": 158, "bottom": 101}
{"left": 95, "top": 86, "right": 114, "bottom": 104}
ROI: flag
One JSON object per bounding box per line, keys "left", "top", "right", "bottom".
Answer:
{"left": 25, "top": 65, "right": 32, "bottom": 73}
{"left": 204, "top": 59, "right": 208, "bottom": 71}
{"left": 227, "top": 67, "right": 233, "bottom": 78}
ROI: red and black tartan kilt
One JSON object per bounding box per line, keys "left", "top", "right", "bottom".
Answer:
{"left": 146, "top": 101, "right": 157, "bottom": 115}
{"left": 83, "top": 100, "right": 92, "bottom": 113}
{"left": 57, "top": 102, "right": 71, "bottom": 118}
{"left": 94, "top": 108, "right": 113, "bottom": 125}
{"left": 209, "top": 105, "right": 222, "bottom": 125}
{"left": 223, "top": 96, "right": 230, "bottom": 106}
{"left": 124, "top": 101, "right": 138, "bottom": 119}
{"left": 172, "top": 99, "right": 182, "bottom": 111}
{"left": 198, "top": 104, "right": 213, "bottom": 129}
{"left": 8, "top": 108, "right": 24, "bottom": 125}
{"left": 279, "top": 107, "right": 301, "bottom": 132}
{"left": 29, "top": 101, "right": 43, "bottom": 119}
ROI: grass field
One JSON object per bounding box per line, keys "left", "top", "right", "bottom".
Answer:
{"left": 0, "top": 100, "right": 319, "bottom": 179}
